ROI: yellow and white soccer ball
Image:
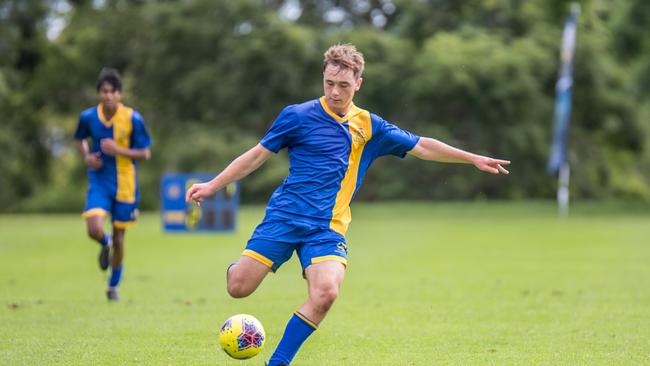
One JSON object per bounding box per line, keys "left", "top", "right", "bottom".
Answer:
{"left": 219, "top": 314, "right": 266, "bottom": 359}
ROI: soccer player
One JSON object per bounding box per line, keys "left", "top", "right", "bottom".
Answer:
{"left": 186, "top": 44, "right": 509, "bottom": 365}
{"left": 74, "top": 68, "right": 152, "bottom": 301}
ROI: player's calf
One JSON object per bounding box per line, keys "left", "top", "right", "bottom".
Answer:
{"left": 85, "top": 216, "right": 107, "bottom": 243}
{"left": 87, "top": 226, "right": 104, "bottom": 242}
{"left": 86, "top": 222, "right": 112, "bottom": 270}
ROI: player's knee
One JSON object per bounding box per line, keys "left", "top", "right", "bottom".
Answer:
{"left": 87, "top": 227, "right": 103, "bottom": 241}
{"left": 227, "top": 281, "right": 253, "bottom": 298}
{"left": 313, "top": 285, "right": 339, "bottom": 313}
{"left": 226, "top": 274, "right": 254, "bottom": 298}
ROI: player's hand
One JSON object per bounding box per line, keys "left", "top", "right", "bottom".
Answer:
{"left": 85, "top": 152, "right": 103, "bottom": 170}
{"left": 472, "top": 156, "right": 510, "bottom": 174}
{"left": 185, "top": 182, "right": 216, "bottom": 206}
{"left": 100, "top": 138, "right": 122, "bottom": 156}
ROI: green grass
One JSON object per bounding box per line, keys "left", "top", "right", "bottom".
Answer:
{"left": 1, "top": 201, "right": 649, "bottom": 365}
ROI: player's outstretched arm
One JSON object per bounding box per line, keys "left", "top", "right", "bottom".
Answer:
{"left": 408, "top": 137, "right": 510, "bottom": 174}
{"left": 186, "top": 144, "right": 273, "bottom": 205}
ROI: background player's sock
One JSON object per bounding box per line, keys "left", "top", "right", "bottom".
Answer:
{"left": 98, "top": 232, "right": 111, "bottom": 247}
{"left": 268, "top": 311, "right": 317, "bottom": 366}
{"left": 109, "top": 264, "right": 123, "bottom": 288}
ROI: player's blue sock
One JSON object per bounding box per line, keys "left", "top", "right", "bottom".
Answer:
{"left": 268, "top": 311, "right": 317, "bottom": 366}
{"left": 98, "top": 233, "right": 111, "bottom": 247}
{"left": 109, "top": 264, "right": 123, "bottom": 288}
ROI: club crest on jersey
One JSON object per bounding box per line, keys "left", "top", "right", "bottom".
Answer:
{"left": 351, "top": 127, "right": 368, "bottom": 144}
{"left": 115, "top": 127, "right": 128, "bottom": 144}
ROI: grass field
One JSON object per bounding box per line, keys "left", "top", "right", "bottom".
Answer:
{"left": 1, "top": 202, "right": 649, "bottom": 365}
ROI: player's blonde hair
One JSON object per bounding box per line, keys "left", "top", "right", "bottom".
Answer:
{"left": 323, "top": 44, "right": 365, "bottom": 79}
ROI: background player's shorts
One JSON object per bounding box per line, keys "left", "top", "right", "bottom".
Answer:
{"left": 81, "top": 184, "right": 138, "bottom": 229}
{"left": 244, "top": 218, "right": 348, "bottom": 272}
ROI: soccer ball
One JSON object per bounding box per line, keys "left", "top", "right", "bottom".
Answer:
{"left": 219, "top": 314, "right": 266, "bottom": 359}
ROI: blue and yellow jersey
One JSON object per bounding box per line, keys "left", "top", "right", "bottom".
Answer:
{"left": 74, "top": 103, "right": 152, "bottom": 204}
{"left": 260, "top": 97, "right": 420, "bottom": 235}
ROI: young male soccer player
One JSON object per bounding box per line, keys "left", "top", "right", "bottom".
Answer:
{"left": 74, "top": 68, "right": 152, "bottom": 301}
{"left": 186, "top": 44, "right": 510, "bottom": 365}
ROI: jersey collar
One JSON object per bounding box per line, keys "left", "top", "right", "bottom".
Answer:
{"left": 97, "top": 103, "right": 123, "bottom": 127}
{"left": 319, "top": 96, "right": 362, "bottom": 123}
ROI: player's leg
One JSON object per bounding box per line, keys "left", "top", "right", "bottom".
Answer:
{"left": 106, "top": 202, "right": 137, "bottom": 301}
{"left": 297, "top": 233, "right": 348, "bottom": 324}
{"left": 229, "top": 219, "right": 297, "bottom": 298}
{"left": 106, "top": 227, "right": 125, "bottom": 301}
{"left": 85, "top": 214, "right": 105, "bottom": 242}
{"left": 81, "top": 186, "right": 113, "bottom": 270}
{"left": 226, "top": 255, "right": 271, "bottom": 298}
{"left": 267, "top": 260, "right": 345, "bottom": 366}
{"left": 111, "top": 227, "right": 125, "bottom": 267}
{"left": 85, "top": 214, "right": 112, "bottom": 271}
{"left": 299, "top": 260, "right": 346, "bottom": 323}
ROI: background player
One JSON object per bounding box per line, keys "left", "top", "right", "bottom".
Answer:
{"left": 186, "top": 44, "right": 509, "bottom": 365}
{"left": 74, "top": 68, "right": 152, "bottom": 301}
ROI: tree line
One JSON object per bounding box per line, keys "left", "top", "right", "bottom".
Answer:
{"left": 1, "top": 0, "right": 649, "bottom": 212}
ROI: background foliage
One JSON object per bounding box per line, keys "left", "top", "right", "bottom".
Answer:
{"left": 1, "top": 0, "right": 649, "bottom": 211}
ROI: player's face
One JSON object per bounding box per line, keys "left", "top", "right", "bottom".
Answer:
{"left": 323, "top": 64, "right": 362, "bottom": 115}
{"left": 97, "top": 82, "right": 121, "bottom": 110}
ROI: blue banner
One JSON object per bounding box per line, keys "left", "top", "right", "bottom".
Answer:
{"left": 548, "top": 7, "right": 579, "bottom": 175}
{"left": 160, "top": 174, "right": 239, "bottom": 232}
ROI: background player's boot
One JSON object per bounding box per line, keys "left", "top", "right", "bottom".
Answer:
{"left": 106, "top": 287, "right": 119, "bottom": 301}
{"left": 98, "top": 235, "right": 112, "bottom": 271}
{"left": 99, "top": 246, "right": 110, "bottom": 271}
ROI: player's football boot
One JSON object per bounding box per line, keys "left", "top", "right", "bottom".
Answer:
{"left": 106, "top": 287, "right": 120, "bottom": 301}
{"left": 99, "top": 246, "right": 110, "bottom": 271}
{"left": 98, "top": 237, "right": 112, "bottom": 271}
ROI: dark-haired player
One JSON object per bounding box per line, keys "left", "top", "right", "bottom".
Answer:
{"left": 74, "top": 68, "right": 152, "bottom": 301}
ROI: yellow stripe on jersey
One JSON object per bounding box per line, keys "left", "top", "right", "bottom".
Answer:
{"left": 113, "top": 105, "right": 136, "bottom": 203}
{"left": 329, "top": 107, "right": 372, "bottom": 235}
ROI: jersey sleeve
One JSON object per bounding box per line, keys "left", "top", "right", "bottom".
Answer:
{"left": 259, "top": 105, "right": 301, "bottom": 153}
{"left": 372, "top": 114, "right": 420, "bottom": 158}
{"left": 74, "top": 112, "right": 90, "bottom": 140}
{"left": 130, "top": 111, "right": 152, "bottom": 149}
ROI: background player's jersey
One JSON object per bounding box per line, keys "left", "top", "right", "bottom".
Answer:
{"left": 74, "top": 103, "right": 152, "bottom": 204}
{"left": 260, "top": 97, "right": 420, "bottom": 235}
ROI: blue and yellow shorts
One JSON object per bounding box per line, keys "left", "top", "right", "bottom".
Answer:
{"left": 81, "top": 184, "right": 138, "bottom": 229}
{"left": 244, "top": 218, "right": 348, "bottom": 272}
